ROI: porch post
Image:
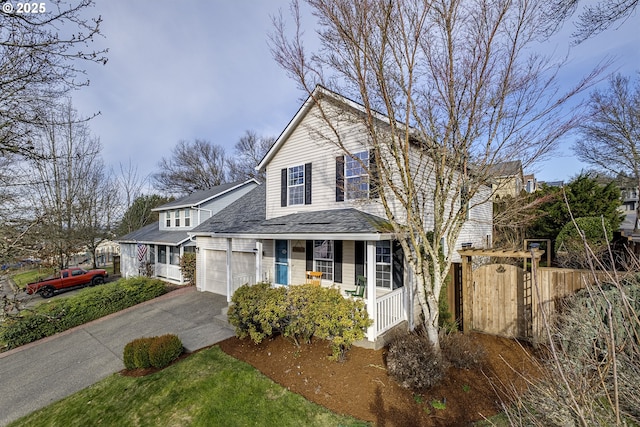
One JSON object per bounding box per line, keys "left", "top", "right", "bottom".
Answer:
{"left": 366, "top": 240, "right": 377, "bottom": 341}
{"left": 255, "top": 240, "right": 263, "bottom": 284}
{"left": 226, "top": 238, "right": 233, "bottom": 303}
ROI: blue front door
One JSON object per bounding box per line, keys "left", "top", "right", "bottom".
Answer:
{"left": 275, "top": 240, "right": 289, "bottom": 285}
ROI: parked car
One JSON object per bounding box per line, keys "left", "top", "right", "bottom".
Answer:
{"left": 25, "top": 267, "right": 108, "bottom": 298}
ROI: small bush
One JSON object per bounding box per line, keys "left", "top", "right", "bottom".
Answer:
{"left": 179, "top": 252, "right": 196, "bottom": 285}
{"left": 228, "top": 283, "right": 372, "bottom": 361}
{"left": 148, "top": 334, "right": 184, "bottom": 368}
{"left": 123, "top": 335, "right": 183, "bottom": 370}
{"left": 123, "top": 340, "right": 136, "bottom": 370}
{"left": 308, "top": 287, "right": 371, "bottom": 361}
{"left": 227, "top": 282, "right": 287, "bottom": 343}
{"left": 387, "top": 333, "right": 446, "bottom": 391}
{"left": 132, "top": 337, "right": 153, "bottom": 369}
{"left": 440, "top": 331, "right": 486, "bottom": 369}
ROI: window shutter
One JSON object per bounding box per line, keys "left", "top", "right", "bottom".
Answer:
{"left": 392, "top": 240, "right": 404, "bottom": 289}
{"left": 306, "top": 240, "right": 313, "bottom": 271}
{"left": 336, "top": 156, "right": 345, "bottom": 202}
{"left": 354, "top": 241, "right": 365, "bottom": 280}
{"left": 369, "top": 148, "right": 380, "bottom": 199}
{"left": 334, "top": 240, "right": 343, "bottom": 283}
{"left": 281, "top": 168, "right": 287, "bottom": 207}
{"left": 305, "top": 163, "right": 312, "bottom": 205}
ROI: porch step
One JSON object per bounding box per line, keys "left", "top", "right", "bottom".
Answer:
{"left": 213, "top": 306, "right": 231, "bottom": 328}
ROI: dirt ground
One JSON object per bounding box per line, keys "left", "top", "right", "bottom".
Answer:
{"left": 218, "top": 332, "right": 539, "bottom": 426}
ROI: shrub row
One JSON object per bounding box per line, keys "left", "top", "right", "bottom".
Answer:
{"left": 0, "top": 277, "right": 168, "bottom": 350}
{"left": 123, "top": 334, "right": 183, "bottom": 369}
{"left": 227, "top": 283, "right": 372, "bottom": 361}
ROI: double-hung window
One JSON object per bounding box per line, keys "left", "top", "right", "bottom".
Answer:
{"left": 175, "top": 210, "right": 181, "bottom": 227}
{"left": 314, "top": 240, "right": 334, "bottom": 281}
{"left": 345, "top": 151, "right": 369, "bottom": 199}
{"left": 288, "top": 165, "right": 305, "bottom": 205}
{"left": 375, "top": 241, "right": 392, "bottom": 289}
{"left": 165, "top": 212, "right": 171, "bottom": 227}
{"left": 184, "top": 209, "right": 191, "bottom": 227}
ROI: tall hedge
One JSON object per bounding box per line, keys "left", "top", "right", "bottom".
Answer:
{"left": 0, "top": 277, "right": 167, "bottom": 350}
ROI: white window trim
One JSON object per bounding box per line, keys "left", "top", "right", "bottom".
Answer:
{"left": 314, "top": 240, "right": 334, "bottom": 281}
{"left": 375, "top": 240, "right": 392, "bottom": 289}
{"left": 288, "top": 165, "right": 305, "bottom": 206}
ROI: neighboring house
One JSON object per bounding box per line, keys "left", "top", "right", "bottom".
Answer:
{"left": 190, "top": 86, "right": 493, "bottom": 347}
{"left": 524, "top": 174, "right": 537, "bottom": 193}
{"left": 489, "top": 160, "right": 524, "bottom": 199}
{"left": 117, "top": 179, "right": 259, "bottom": 284}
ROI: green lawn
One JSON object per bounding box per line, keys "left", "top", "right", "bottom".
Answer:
{"left": 10, "top": 268, "right": 54, "bottom": 289}
{"left": 8, "top": 346, "right": 369, "bottom": 427}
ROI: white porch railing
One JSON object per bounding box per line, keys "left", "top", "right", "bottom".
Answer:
{"left": 375, "top": 287, "right": 407, "bottom": 336}
{"left": 155, "top": 264, "right": 182, "bottom": 283}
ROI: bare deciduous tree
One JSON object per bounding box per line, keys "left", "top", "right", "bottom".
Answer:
{"left": 152, "top": 139, "right": 227, "bottom": 196}
{"left": 271, "top": 0, "right": 603, "bottom": 349}
{"left": 574, "top": 73, "right": 640, "bottom": 230}
{"left": 25, "top": 101, "right": 107, "bottom": 269}
{"left": 544, "top": 0, "right": 638, "bottom": 43}
{"left": 0, "top": 0, "right": 107, "bottom": 157}
{"left": 227, "top": 130, "right": 275, "bottom": 183}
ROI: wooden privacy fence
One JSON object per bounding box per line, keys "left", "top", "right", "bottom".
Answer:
{"left": 456, "top": 249, "right": 608, "bottom": 342}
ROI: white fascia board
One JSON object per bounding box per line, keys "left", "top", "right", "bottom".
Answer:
{"left": 190, "top": 232, "right": 394, "bottom": 241}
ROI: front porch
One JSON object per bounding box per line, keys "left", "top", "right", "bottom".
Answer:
{"left": 223, "top": 236, "right": 413, "bottom": 345}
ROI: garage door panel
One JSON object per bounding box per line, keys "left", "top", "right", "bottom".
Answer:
{"left": 203, "top": 250, "right": 255, "bottom": 296}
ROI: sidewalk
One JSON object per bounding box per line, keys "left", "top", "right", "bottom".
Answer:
{"left": 0, "top": 287, "right": 234, "bottom": 426}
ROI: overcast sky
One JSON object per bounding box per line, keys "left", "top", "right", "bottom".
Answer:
{"left": 72, "top": 1, "right": 640, "bottom": 186}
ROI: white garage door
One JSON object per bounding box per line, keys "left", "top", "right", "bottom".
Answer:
{"left": 202, "top": 249, "right": 255, "bottom": 296}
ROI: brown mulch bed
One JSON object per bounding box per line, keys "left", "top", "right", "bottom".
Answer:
{"left": 218, "top": 332, "right": 539, "bottom": 426}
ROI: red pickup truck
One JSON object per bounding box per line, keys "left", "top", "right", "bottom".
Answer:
{"left": 25, "top": 267, "right": 108, "bottom": 298}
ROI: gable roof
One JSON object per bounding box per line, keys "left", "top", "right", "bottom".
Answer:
{"left": 489, "top": 160, "right": 523, "bottom": 178}
{"left": 256, "top": 85, "right": 396, "bottom": 172}
{"left": 191, "top": 184, "right": 266, "bottom": 235}
{"left": 117, "top": 222, "right": 192, "bottom": 246}
{"left": 153, "top": 179, "right": 259, "bottom": 211}
{"left": 190, "top": 183, "right": 393, "bottom": 240}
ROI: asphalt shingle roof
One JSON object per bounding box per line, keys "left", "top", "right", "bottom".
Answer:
{"left": 117, "top": 222, "right": 191, "bottom": 245}
{"left": 154, "top": 181, "right": 250, "bottom": 210}
{"left": 191, "top": 184, "right": 393, "bottom": 236}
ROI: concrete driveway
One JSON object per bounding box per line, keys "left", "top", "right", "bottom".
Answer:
{"left": 0, "top": 287, "right": 234, "bottom": 426}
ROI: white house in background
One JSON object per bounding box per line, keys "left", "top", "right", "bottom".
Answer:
{"left": 117, "top": 179, "right": 259, "bottom": 284}
{"left": 189, "top": 86, "right": 493, "bottom": 347}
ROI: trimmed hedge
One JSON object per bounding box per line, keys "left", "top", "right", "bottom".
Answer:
{"left": 124, "top": 334, "right": 183, "bottom": 370}
{"left": 149, "top": 334, "right": 184, "bottom": 368}
{"left": 0, "top": 277, "right": 168, "bottom": 350}
{"left": 228, "top": 283, "right": 372, "bottom": 361}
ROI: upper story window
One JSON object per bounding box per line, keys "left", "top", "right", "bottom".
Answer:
{"left": 184, "top": 209, "right": 191, "bottom": 227}
{"left": 336, "top": 150, "right": 378, "bottom": 202}
{"left": 288, "top": 165, "right": 305, "bottom": 205}
{"left": 345, "top": 151, "right": 369, "bottom": 199}
{"left": 175, "top": 210, "right": 181, "bottom": 227}
{"left": 165, "top": 211, "right": 171, "bottom": 227}
{"left": 281, "top": 163, "right": 312, "bottom": 207}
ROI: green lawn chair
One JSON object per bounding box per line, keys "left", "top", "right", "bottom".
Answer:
{"left": 345, "top": 275, "right": 366, "bottom": 298}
